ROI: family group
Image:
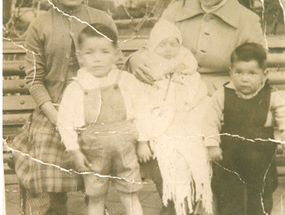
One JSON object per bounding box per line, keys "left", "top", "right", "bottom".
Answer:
{"left": 11, "top": 0, "right": 285, "bottom": 215}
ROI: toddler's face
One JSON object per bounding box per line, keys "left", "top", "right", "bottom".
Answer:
{"left": 78, "top": 36, "right": 119, "bottom": 78}
{"left": 230, "top": 60, "right": 267, "bottom": 95}
{"left": 154, "top": 37, "right": 180, "bottom": 60}
{"left": 58, "top": 0, "right": 83, "bottom": 7}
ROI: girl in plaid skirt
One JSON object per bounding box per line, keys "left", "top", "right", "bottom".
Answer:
{"left": 11, "top": 1, "right": 116, "bottom": 214}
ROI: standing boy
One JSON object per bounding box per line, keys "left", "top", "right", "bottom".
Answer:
{"left": 205, "top": 43, "right": 285, "bottom": 215}
{"left": 57, "top": 23, "right": 148, "bottom": 215}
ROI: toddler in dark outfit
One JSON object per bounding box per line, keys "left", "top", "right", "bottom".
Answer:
{"left": 205, "top": 43, "right": 285, "bottom": 215}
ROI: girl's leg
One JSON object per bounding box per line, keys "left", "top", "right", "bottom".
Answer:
{"left": 46, "top": 192, "right": 68, "bottom": 215}
{"left": 88, "top": 195, "right": 106, "bottom": 215}
{"left": 117, "top": 191, "right": 143, "bottom": 215}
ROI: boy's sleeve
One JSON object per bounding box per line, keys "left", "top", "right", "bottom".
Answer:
{"left": 120, "top": 73, "right": 150, "bottom": 141}
{"left": 57, "top": 83, "right": 83, "bottom": 151}
{"left": 271, "top": 91, "right": 285, "bottom": 131}
{"left": 204, "top": 88, "right": 225, "bottom": 147}
{"left": 132, "top": 81, "right": 150, "bottom": 142}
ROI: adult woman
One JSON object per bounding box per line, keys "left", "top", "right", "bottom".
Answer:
{"left": 129, "top": 0, "right": 266, "bottom": 94}
{"left": 11, "top": 1, "right": 117, "bottom": 214}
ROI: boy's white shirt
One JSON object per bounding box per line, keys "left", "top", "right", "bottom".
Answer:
{"left": 57, "top": 66, "right": 150, "bottom": 151}
{"left": 204, "top": 81, "right": 285, "bottom": 147}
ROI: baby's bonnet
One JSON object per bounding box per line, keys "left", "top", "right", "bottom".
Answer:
{"left": 149, "top": 18, "right": 182, "bottom": 52}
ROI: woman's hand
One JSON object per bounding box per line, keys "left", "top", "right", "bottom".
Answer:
{"left": 129, "top": 55, "right": 155, "bottom": 85}
{"left": 207, "top": 146, "right": 223, "bottom": 162}
{"left": 69, "top": 149, "right": 92, "bottom": 172}
{"left": 136, "top": 141, "right": 152, "bottom": 163}
{"left": 40, "top": 101, "right": 58, "bottom": 125}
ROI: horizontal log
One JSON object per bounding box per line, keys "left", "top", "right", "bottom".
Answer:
{"left": 3, "top": 113, "right": 31, "bottom": 126}
{"left": 3, "top": 95, "right": 36, "bottom": 111}
{"left": 119, "top": 38, "right": 147, "bottom": 51}
{"left": 3, "top": 60, "right": 26, "bottom": 76}
{"left": 2, "top": 59, "right": 126, "bottom": 76}
{"left": 267, "top": 54, "right": 285, "bottom": 67}
{"left": 3, "top": 79, "right": 29, "bottom": 94}
{"left": 267, "top": 69, "right": 285, "bottom": 85}
{"left": 3, "top": 39, "right": 26, "bottom": 54}
{"left": 266, "top": 36, "right": 285, "bottom": 49}
{"left": 115, "top": 17, "right": 157, "bottom": 29}
{"left": 276, "top": 157, "right": 285, "bottom": 167}
{"left": 3, "top": 126, "right": 24, "bottom": 142}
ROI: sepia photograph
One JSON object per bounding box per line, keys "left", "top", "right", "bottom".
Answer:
{"left": 2, "top": 0, "right": 285, "bottom": 214}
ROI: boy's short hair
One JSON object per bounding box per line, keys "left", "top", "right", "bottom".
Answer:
{"left": 78, "top": 23, "right": 118, "bottom": 47}
{"left": 230, "top": 43, "right": 267, "bottom": 70}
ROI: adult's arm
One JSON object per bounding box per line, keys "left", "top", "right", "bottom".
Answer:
{"left": 161, "top": 0, "right": 181, "bottom": 23}
{"left": 237, "top": 6, "right": 267, "bottom": 48}
{"left": 25, "top": 15, "right": 52, "bottom": 108}
{"left": 25, "top": 15, "right": 60, "bottom": 125}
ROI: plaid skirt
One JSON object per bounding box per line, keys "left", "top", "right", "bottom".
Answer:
{"left": 11, "top": 108, "right": 82, "bottom": 194}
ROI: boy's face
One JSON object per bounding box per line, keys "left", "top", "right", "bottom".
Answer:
{"left": 78, "top": 36, "right": 119, "bottom": 78}
{"left": 154, "top": 37, "right": 180, "bottom": 60}
{"left": 230, "top": 60, "right": 267, "bottom": 95}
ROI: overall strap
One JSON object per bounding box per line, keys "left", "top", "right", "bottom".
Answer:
{"left": 75, "top": 79, "right": 101, "bottom": 126}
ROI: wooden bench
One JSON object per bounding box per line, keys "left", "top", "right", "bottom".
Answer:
{"left": 3, "top": 35, "right": 285, "bottom": 214}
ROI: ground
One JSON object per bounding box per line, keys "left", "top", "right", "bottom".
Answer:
{"left": 4, "top": 172, "right": 285, "bottom": 215}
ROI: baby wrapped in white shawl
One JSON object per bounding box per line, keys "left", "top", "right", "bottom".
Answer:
{"left": 141, "top": 19, "right": 213, "bottom": 215}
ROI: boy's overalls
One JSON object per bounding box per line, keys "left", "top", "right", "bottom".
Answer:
{"left": 212, "top": 81, "right": 278, "bottom": 215}
{"left": 77, "top": 72, "right": 142, "bottom": 197}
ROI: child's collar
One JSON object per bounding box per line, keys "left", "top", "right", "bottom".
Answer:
{"left": 74, "top": 66, "right": 119, "bottom": 89}
{"left": 225, "top": 80, "right": 266, "bottom": 100}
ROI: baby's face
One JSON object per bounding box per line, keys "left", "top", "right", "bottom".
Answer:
{"left": 230, "top": 60, "right": 266, "bottom": 95}
{"left": 154, "top": 37, "right": 180, "bottom": 60}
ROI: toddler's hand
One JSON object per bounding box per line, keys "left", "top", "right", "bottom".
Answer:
{"left": 137, "top": 141, "right": 152, "bottom": 163}
{"left": 69, "top": 149, "right": 92, "bottom": 172}
{"left": 207, "top": 146, "right": 223, "bottom": 162}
